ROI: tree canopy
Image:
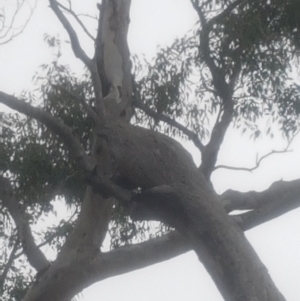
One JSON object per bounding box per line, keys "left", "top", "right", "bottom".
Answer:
{"left": 0, "top": 1, "right": 300, "bottom": 300}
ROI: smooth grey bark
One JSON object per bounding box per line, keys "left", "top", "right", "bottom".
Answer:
{"left": 0, "top": 0, "right": 296, "bottom": 301}
{"left": 98, "top": 121, "right": 286, "bottom": 301}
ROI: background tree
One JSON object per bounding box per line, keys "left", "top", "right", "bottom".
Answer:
{"left": 0, "top": 0, "right": 300, "bottom": 300}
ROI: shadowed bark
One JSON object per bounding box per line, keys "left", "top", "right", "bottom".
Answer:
{"left": 0, "top": 0, "right": 298, "bottom": 300}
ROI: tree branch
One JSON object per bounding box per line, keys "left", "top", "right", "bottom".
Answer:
{"left": 199, "top": 63, "right": 242, "bottom": 177}
{"left": 215, "top": 130, "right": 298, "bottom": 172}
{"left": 0, "top": 176, "right": 49, "bottom": 272}
{"left": 191, "top": 1, "right": 244, "bottom": 178}
{"left": 56, "top": 2, "right": 96, "bottom": 42}
{"left": 23, "top": 231, "right": 191, "bottom": 301}
{"left": 221, "top": 179, "right": 300, "bottom": 230}
{"left": 200, "top": 102, "right": 234, "bottom": 178}
{"left": 23, "top": 175, "right": 300, "bottom": 301}
{"left": 49, "top": 0, "right": 105, "bottom": 117}
{"left": 133, "top": 100, "right": 204, "bottom": 151}
{"left": 0, "top": 0, "right": 36, "bottom": 45}
{"left": 93, "top": 231, "right": 191, "bottom": 279}
{"left": 49, "top": 0, "right": 92, "bottom": 68}
{"left": 215, "top": 150, "right": 292, "bottom": 172}
{"left": 0, "top": 91, "right": 93, "bottom": 171}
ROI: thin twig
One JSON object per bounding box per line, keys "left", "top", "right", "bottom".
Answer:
{"left": 49, "top": 0, "right": 105, "bottom": 119}
{"left": 215, "top": 150, "right": 292, "bottom": 172}
{"left": 77, "top": 13, "right": 98, "bottom": 21}
{"left": 215, "top": 130, "right": 300, "bottom": 172}
{"left": 57, "top": 2, "right": 95, "bottom": 41}
{"left": 0, "top": 0, "right": 36, "bottom": 45}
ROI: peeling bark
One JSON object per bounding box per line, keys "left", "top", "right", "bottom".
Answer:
{"left": 0, "top": 1, "right": 297, "bottom": 301}
{"left": 96, "top": 0, "right": 132, "bottom": 121}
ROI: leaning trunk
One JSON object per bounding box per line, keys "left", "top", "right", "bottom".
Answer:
{"left": 103, "top": 121, "right": 286, "bottom": 301}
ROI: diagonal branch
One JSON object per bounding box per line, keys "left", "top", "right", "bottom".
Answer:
{"left": 0, "top": 176, "right": 49, "bottom": 272}
{"left": 133, "top": 100, "right": 204, "bottom": 152}
{"left": 56, "top": 2, "right": 95, "bottom": 42}
{"left": 92, "top": 231, "right": 190, "bottom": 279}
{"left": 0, "top": 91, "right": 93, "bottom": 171}
{"left": 49, "top": 0, "right": 92, "bottom": 68}
{"left": 23, "top": 231, "right": 191, "bottom": 301}
{"left": 49, "top": 0, "right": 105, "bottom": 117}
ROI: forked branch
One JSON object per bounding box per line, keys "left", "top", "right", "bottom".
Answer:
{"left": 49, "top": 0, "right": 104, "bottom": 116}
{"left": 0, "top": 0, "right": 36, "bottom": 45}
{"left": 215, "top": 131, "right": 298, "bottom": 172}
{"left": 56, "top": 1, "right": 96, "bottom": 41}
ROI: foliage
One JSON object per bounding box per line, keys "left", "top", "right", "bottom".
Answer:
{"left": 1, "top": 0, "right": 300, "bottom": 300}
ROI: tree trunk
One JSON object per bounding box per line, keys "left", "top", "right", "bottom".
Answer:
{"left": 103, "top": 121, "right": 286, "bottom": 301}
{"left": 5, "top": 1, "right": 289, "bottom": 301}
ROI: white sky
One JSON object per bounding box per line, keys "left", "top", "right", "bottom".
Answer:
{"left": 0, "top": 1, "right": 300, "bottom": 300}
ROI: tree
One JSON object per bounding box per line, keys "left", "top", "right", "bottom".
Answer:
{"left": 0, "top": 0, "right": 300, "bottom": 300}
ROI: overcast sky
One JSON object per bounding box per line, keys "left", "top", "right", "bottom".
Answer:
{"left": 0, "top": 1, "right": 300, "bottom": 300}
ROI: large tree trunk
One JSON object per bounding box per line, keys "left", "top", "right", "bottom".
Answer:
{"left": 98, "top": 121, "right": 286, "bottom": 301}
{"left": 0, "top": 1, "right": 289, "bottom": 301}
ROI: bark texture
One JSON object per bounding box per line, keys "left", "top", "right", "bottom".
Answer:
{"left": 0, "top": 1, "right": 297, "bottom": 301}
{"left": 97, "top": 121, "right": 286, "bottom": 301}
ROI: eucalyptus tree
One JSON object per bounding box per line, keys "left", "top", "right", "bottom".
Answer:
{"left": 0, "top": 1, "right": 300, "bottom": 301}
